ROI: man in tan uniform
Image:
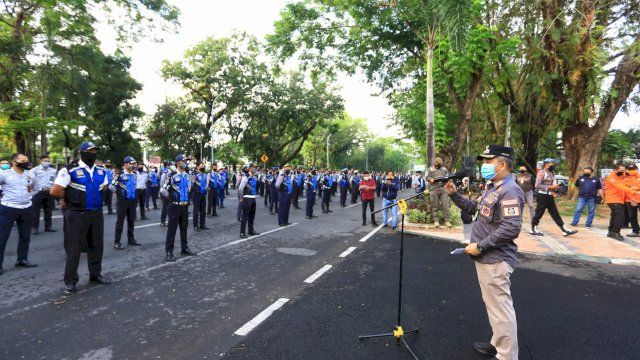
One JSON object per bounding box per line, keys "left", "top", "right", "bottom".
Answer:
{"left": 427, "top": 157, "right": 451, "bottom": 227}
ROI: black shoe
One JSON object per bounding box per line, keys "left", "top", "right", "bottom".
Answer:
{"left": 63, "top": 284, "right": 77, "bottom": 296}
{"left": 141, "top": 216, "right": 150, "bottom": 220}
{"left": 249, "top": 231, "right": 260, "bottom": 236}
{"left": 327, "top": 209, "right": 333, "bottom": 213}
{"left": 181, "top": 249, "right": 197, "bottom": 256}
{"left": 114, "top": 242, "right": 124, "bottom": 250}
{"left": 607, "top": 232, "right": 624, "bottom": 241}
{"left": 269, "top": 211, "right": 275, "bottom": 215}
{"left": 45, "top": 228, "right": 57, "bottom": 232}
{"left": 160, "top": 222, "right": 166, "bottom": 227}
{"left": 107, "top": 211, "right": 114, "bottom": 215}
{"left": 32, "top": 228, "right": 39, "bottom": 235}
{"left": 473, "top": 342, "right": 497, "bottom": 356}
{"left": 306, "top": 216, "right": 312, "bottom": 219}
{"left": 194, "top": 227, "right": 201, "bottom": 232}
{"left": 0, "top": 267, "right": 4, "bottom": 275}
{"left": 279, "top": 223, "right": 287, "bottom": 226}
{"left": 240, "top": 233, "right": 247, "bottom": 239}
{"left": 166, "top": 252, "right": 176, "bottom": 262}
{"left": 145, "top": 207, "right": 151, "bottom": 211}
{"left": 392, "top": 227, "right": 397, "bottom": 231}
{"left": 207, "top": 215, "right": 214, "bottom": 218}
{"left": 128, "top": 239, "right": 141, "bottom": 246}
{"left": 15, "top": 260, "right": 37, "bottom": 268}
{"left": 200, "top": 226, "right": 210, "bottom": 230}
{"left": 371, "top": 222, "right": 379, "bottom": 227}
{"left": 89, "top": 275, "right": 111, "bottom": 285}
{"left": 362, "top": 222, "right": 366, "bottom": 226}
{"left": 153, "top": 207, "right": 159, "bottom": 210}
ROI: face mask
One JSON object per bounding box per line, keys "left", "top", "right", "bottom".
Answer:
{"left": 616, "top": 171, "right": 624, "bottom": 176}
{"left": 199, "top": 167, "right": 205, "bottom": 172}
{"left": 628, "top": 170, "right": 638, "bottom": 177}
{"left": 583, "top": 172, "right": 591, "bottom": 177}
{"left": 0, "top": 164, "right": 9, "bottom": 170}
{"left": 170, "top": 165, "right": 177, "bottom": 172}
{"left": 42, "top": 162, "right": 50, "bottom": 168}
{"left": 480, "top": 163, "right": 497, "bottom": 180}
{"left": 106, "top": 165, "right": 112, "bottom": 169}
{"left": 80, "top": 152, "right": 97, "bottom": 167}
{"left": 434, "top": 164, "right": 441, "bottom": 169}
{"left": 519, "top": 170, "right": 526, "bottom": 174}
{"left": 15, "top": 161, "right": 30, "bottom": 170}
{"left": 178, "top": 162, "right": 187, "bottom": 169}
{"left": 285, "top": 170, "right": 290, "bottom": 175}
{"left": 548, "top": 166, "right": 555, "bottom": 172}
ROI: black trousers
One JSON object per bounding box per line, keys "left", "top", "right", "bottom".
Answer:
{"left": 625, "top": 203, "right": 639, "bottom": 234}
{"left": 192, "top": 192, "right": 206, "bottom": 228}
{"left": 64, "top": 209, "right": 104, "bottom": 285}
{"left": 165, "top": 203, "right": 189, "bottom": 253}
{"left": 339, "top": 186, "right": 348, "bottom": 207}
{"left": 240, "top": 197, "right": 256, "bottom": 234}
{"left": 160, "top": 196, "right": 170, "bottom": 223}
{"left": 351, "top": 187, "right": 359, "bottom": 204}
{"left": 32, "top": 190, "right": 53, "bottom": 230}
{"left": 608, "top": 203, "right": 625, "bottom": 234}
{"left": 114, "top": 198, "right": 136, "bottom": 243}
{"left": 306, "top": 191, "right": 316, "bottom": 217}
{"left": 292, "top": 183, "right": 300, "bottom": 208}
{"left": 278, "top": 191, "right": 291, "bottom": 225}
{"left": 149, "top": 186, "right": 159, "bottom": 209}
{"left": 269, "top": 188, "right": 279, "bottom": 212}
{"left": 532, "top": 193, "right": 564, "bottom": 227}
{"left": 136, "top": 189, "right": 146, "bottom": 218}
{"left": 0, "top": 205, "right": 35, "bottom": 269}
{"left": 264, "top": 185, "right": 270, "bottom": 207}
{"left": 207, "top": 189, "right": 218, "bottom": 216}
{"left": 102, "top": 189, "right": 113, "bottom": 213}
{"left": 361, "top": 199, "right": 375, "bottom": 225}
{"left": 321, "top": 188, "right": 331, "bottom": 211}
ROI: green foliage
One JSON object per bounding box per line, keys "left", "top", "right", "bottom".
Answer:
{"left": 146, "top": 98, "right": 207, "bottom": 162}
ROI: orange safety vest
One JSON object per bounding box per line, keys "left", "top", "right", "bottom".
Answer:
{"left": 604, "top": 173, "right": 638, "bottom": 204}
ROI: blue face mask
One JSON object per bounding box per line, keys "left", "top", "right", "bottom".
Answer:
{"left": 480, "top": 163, "right": 496, "bottom": 180}
{"left": 42, "top": 162, "right": 50, "bottom": 168}
{"left": 0, "top": 164, "right": 9, "bottom": 170}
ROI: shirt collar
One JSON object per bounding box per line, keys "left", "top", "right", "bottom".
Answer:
{"left": 78, "top": 160, "right": 95, "bottom": 172}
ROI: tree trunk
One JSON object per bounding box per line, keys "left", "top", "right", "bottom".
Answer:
{"left": 563, "top": 124, "right": 607, "bottom": 199}
{"left": 425, "top": 46, "right": 435, "bottom": 167}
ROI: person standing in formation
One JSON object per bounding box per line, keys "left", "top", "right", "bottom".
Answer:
{"left": 31, "top": 154, "right": 57, "bottom": 234}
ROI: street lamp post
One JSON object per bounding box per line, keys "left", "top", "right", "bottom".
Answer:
{"left": 326, "top": 133, "right": 332, "bottom": 168}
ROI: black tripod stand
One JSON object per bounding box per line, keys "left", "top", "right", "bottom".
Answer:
{"left": 358, "top": 187, "right": 436, "bottom": 360}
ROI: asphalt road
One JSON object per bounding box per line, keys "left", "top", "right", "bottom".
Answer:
{"left": 1, "top": 189, "right": 639, "bottom": 360}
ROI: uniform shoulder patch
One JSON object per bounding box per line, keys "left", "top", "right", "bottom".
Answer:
{"left": 502, "top": 199, "right": 519, "bottom": 206}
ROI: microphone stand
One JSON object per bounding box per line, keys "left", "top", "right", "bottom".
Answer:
{"left": 358, "top": 182, "right": 446, "bottom": 360}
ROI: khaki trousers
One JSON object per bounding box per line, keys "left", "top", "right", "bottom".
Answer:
{"left": 475, "top": 261, "right": 518, "bottom": 360}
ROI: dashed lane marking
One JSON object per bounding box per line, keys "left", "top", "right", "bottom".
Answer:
{"left": 234, "top": 298, "right": 290, "bottom": 336}
{"left": 359, "top": 223, "right": 385, "bottom": 242}
{"left": 339, "top": 247, "right": 357, "bottom": 258}
{"left": 303, "top": 265, "right": 333, "bottom": 284}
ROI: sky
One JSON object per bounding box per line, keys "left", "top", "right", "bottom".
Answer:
{"left": 97, "top": 0, "right": 636, "bottom": 138}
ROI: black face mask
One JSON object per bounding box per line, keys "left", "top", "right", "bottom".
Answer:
{"left": 616, "top": 171, "right": 624, "bottom": 176}
{"left": 81, "top": 152, "right": 97, "bottom": 167}
{"left": 583, "top": 173, "right": 591, "bottom": 177}
{"left": 519, "top": 170, "right": 526, "bottom": 174}
{"left": 199, "top": 167, "right": 205, "bottom": 172}
{"left": 434, "top": 165, "right": 441, "bottom": 169}
{"left": 15, "top": 161, "right": 29, "bottom": 170}
{"left": 285, "top": 170, "right": 290, "bottom": 175}
{"left": 548, "top": 166, "right": 555, "bottom": 172}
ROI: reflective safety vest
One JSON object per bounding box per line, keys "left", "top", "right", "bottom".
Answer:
{"left": 66, "top": 166, "right": 106, "bottom": 211}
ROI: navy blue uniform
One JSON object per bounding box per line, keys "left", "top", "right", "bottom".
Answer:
{"left": 305, "top": 175, "right": 317, "bottom": 218}
{"left": 112, "top": 171, "right": 137, "bottom": 245}
{"left": 56, "top": 163, "right": 108, "bottom": 286}
{"left": 192, "top": 172, "right": 207, "bottom": 229}
{"left": 277, "top": 174, "right": 293, "bottom": 225}
{"left": 239, "top": 174, "right": 258, "bottom": 235}
{"left": 165, "top": 172, "right": 191, "bottom": 255}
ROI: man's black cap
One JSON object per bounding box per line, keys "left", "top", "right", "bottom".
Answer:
{"left": 477, "top": 144, "right": 514, "bottom": 161}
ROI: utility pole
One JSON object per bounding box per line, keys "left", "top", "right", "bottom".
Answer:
{"left": 326, "top": 133, "right": 332, "bottom": 168}
{"left": 505, "top": 104, "right": 512, "bottom": 147}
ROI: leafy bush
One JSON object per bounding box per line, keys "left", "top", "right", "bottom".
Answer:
{"left": 404, "top": 196, "right": 462, "bottom": 226}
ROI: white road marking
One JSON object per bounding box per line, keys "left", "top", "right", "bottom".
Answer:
{"left": 344, "top": 202, "right": 360, "bottom": 209}
{"left": 0, "top": 223, "right": 299, "bottom": 320}
{"left": 359, "top": 223, "right": 385, "bottom": 242}
{"left": 303, "top": 264, "right": 333, "bottom": 284}
{"left": 339, "top": 247, "right": 357, "bottom": 258}
{"left": 234, "top": 298, "right": 290, "bottom": 336}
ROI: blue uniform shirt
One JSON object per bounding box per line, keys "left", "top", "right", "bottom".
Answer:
{"left": 169, "top": 172, "right": 190, "bottom": 202}
{"left": 575, "top": 175, "right": 601, "bottom": 199}
{"left": 114, "top": 171, "right": 137, "bottom": 200}
{"left": 61, "top": 164, "right": 107, "bottom": 210}
{"left": 149, "top": 172, "right": 159, "bottom": 187}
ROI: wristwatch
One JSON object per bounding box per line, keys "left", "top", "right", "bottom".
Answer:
{"left": 476, "top": 243, "right": 485, "bottom": 254}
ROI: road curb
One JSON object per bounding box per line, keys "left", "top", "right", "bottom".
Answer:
{"left": 404, "top": 228, "right": 640, "bottom": 267}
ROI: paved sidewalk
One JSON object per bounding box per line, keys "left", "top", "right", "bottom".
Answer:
{"left": 403, "top": 214, "right": 640, "bottom": 266}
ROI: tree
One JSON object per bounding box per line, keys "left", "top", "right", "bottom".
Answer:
{"left": 146, "top": 98, "right": 207, "bottom": 161}
{"left": 160, "top": 32, "right": 267, "bottom": 135}
{"left": 0, "top": 0, "right": 179, "bottom": 154}
{"left": 301, "top": 114, "right": 370, "bottom": 168}
{"left": 240, "top": 72, "right": 344, "bottom": 167}
{"left": 267, "top": 0, "right": 473, "bottom": 168}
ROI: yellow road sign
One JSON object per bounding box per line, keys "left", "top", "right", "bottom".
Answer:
{"left": 397, "top": 199, "right": 408, "bottom": 214}
{"left": 260, "top": 154, "right": 269, "bottom": 163}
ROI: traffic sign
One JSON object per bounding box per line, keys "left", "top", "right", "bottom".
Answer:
{"left": 260, "top": 154, "right": 269, "bottom": 163}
